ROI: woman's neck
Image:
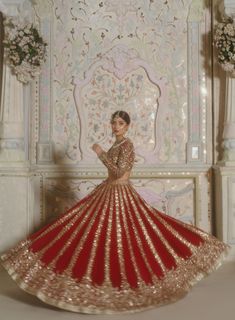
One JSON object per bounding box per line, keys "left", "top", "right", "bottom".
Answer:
{"left": 115, "top": 135, "right": 125, "bottom": 142}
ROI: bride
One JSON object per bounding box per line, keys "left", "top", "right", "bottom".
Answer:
{"left": 1, "top": 110, "right": 230, "bottom": 314}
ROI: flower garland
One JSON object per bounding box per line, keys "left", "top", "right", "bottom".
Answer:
{"left": 214, "top": 18, "right": 235, "bottom": 75}
{"left": 3, "top": 17, "right": 47, "bottom": 83}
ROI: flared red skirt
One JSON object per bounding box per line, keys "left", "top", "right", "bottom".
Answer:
{"left": 1, "top": 180, "right": 230, "bottom": 313}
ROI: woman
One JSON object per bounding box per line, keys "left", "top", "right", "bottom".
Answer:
{"left": 1, "top": 110, "right": 230, "bottom": 314}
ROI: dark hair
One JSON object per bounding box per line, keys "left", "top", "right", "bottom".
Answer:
{"left": 111, "top": 110, "right": 131, "bottom": 125}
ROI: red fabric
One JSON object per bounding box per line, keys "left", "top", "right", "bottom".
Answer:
{"left": 126, "top": 190, "right": 177, "bottom": 271}
{"left": 157, "top": 211, "right": 204, "bottom": 245}
{"left": 27, "top": 183, "right": 208, "bottom": 289}
{"left": 109, "top": 202, "right": 122, "bottom": 288}
{"left": 72, "top": 207, "right": 103, "bottom": 280}
{"left": 91, "top": 207, "right": 109, "bottom": 285}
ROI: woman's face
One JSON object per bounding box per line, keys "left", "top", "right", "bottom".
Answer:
{"left": 111, "top": 116, "right": 128, "bottom": 138}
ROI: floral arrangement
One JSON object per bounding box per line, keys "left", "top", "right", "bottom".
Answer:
{"left": 214, "top": 18, "right": 235, "bottom": 75}
{"left": 3, "top": 17, "right": 47, "bottom": 83}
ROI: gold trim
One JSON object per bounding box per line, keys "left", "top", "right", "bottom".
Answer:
{"left": 1, "top": 242, "right": 230, "bottom": 314}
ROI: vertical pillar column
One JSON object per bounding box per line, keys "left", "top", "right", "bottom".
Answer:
{"left": 218, "top": 2, "right": 235, "bottom": 163}
{"left": 0, "top": 0, "right": 27, "bottom": 164}
{"left": 222, "top": 71, "right": 235, "bottom": 164}
{"left": 0, "top": 64, "right": 25, "bottom": 162}
{"left": 33, "top": 1, "right": 54, "bottom": 164}
{"left": 214, "top": 0, "right": 235, "bottom": 259}
{"left": 0, "top": 0, "right": 38, "bottom": 253}
{"left": 186, "top": 0, "right": 206, "bottom": 163}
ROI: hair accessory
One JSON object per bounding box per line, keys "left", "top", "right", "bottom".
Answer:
{"left": 113, "top": 111, "right": 121, "bottom": 121}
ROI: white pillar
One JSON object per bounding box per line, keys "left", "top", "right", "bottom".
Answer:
{"left": 220, "top": 1, "right": 235, "bottom": 164}
{"left": 0, "top": 63, "right": 25, "bottom": 161}
{"left": 0, "top": 0, "right": 32, "bottom": 163}
{"left": 0, "top": 1, "right": 38, "bottom": 254}
{"left": 223, "top": 77, "right": 235, "bottom": 164}
{"left": 214, "top": 0, "right": 235, "bottom": 260}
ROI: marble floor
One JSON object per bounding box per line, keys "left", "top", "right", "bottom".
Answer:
{"left": 0, "top": 262, "right": 234, "bottom": 320}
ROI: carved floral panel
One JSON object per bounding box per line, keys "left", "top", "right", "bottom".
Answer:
{"left": 75, "top": 66, "right": 162, "bottom": 164}
{"left": 50, "top": 0, "right": 196, "bottom": 164}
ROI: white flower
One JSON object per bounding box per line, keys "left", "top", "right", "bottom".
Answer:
{"left": 224, "top": 23, "right": 235, "bottom": 36}
{"left": 223, "top": 62, "right": 235, "bottom": 72}
{"left": 3, "top": 18, "right": 47, "bottom": 83}
{"left": 214, "top": 20, "right": 235, "bottom": 74}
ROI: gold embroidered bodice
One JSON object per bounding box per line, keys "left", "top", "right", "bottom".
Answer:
{"left": 99, "top": 138, "right": 135, "bottom": 184}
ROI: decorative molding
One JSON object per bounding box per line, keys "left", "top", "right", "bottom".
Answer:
{"left": 221, "top": 77, "right": 235, "bottom": 162}
{"left": 31, "top": 78, "right": 39, "bottom": 164}
{"left": 73, "top": 44, "right": 168, "bottom": 163}
{"left": 228, "top": 176, "right": 235, "bottom": 243}
{"left": 34, "top": 3, "right": 54, "bottom": 164}
{"left": 214, "top": 165, "right": 235, "bottom": 245}
{"left": 36, "top": 142, "right": 53, "bottom": 164}
{"left": 186, "top": 6, "right": 205, "bottom": 164}
{"left": 223, "top": 138, "right": 235, "bottom": 162}
{"left": 0, "top": 165, "right": 211, "bottom": 177}
{"left": 188, "top": 0, "right": 204, "bottom": 22}
{"left": 78, "top": 45, "right": 167, "bottom": 84}
{"left": 104, "top": 0, "right": 139, "bottom": 18}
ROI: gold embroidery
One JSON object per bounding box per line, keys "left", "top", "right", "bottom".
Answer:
{"left": 1, "top": 236, "right": 229, "bottom": 314}
{"left": 115, "top": 185, "right": 128, "bottom": 285}
{"left": 64, "top": 185, "right": 111, "bottom": 277}
{"left": 121, "top": 185, "right": 165, "bottom": 281}
{"left": 48, "top": 185, "right": 108, "bottom": 270}
{"left": 125, "top": 184, "right": 181, "bottom": 267}
{"left": 103, "top": 186, "right": 114, "bottom": 284}
{"left": 118, "top": 185, "right": 143, "bottom": 284}
{"left": 85, "top": 186, "right": 111, "bottom": 282}
{"left": 130, "top": 186, "right": 199, "bottom": 254}
{"left": 0, "top": 137, "right": 230, "bottom": 314}
{"left": 99, "top": 138, "right": 135, "bottom": 178}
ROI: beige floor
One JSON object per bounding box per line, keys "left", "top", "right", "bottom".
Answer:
{"left": 0, "top": 262, "right": 234, "bottom": 320}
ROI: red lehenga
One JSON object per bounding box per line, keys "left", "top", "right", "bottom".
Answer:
{"left": 1, "top": 138, "right": 230, "bottom": 314}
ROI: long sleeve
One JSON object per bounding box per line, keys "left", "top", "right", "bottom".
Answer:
{"left": 99, "top": 139, "right": 135, "bottom": 178}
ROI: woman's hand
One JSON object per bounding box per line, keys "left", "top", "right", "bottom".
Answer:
{"left": 91, "top": 143, "right": 103, "bottom": 156}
